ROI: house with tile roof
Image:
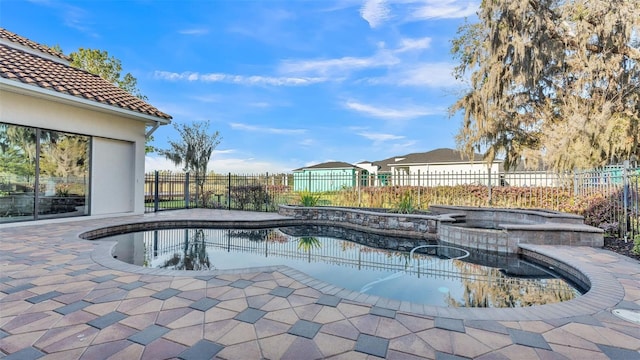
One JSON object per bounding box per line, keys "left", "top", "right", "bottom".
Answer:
{"left": 292, "top": 161, "right": 368, "bottom": 192}
{"left": 0, "top": 28, "right": 171, "bottom": 223}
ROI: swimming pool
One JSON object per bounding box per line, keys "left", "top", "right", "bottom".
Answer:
{"left": 108, "top": 226, "right": 582, "bottom": 308}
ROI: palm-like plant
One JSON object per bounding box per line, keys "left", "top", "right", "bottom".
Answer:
{"left": 158, "top": 121, "right": 221, "bottom": 206}
{"left": 299, "top": 191, "right": 321, "bottom": 206}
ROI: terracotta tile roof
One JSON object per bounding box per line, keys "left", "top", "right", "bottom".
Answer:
{"left": 0, "top": 28, "right": 70, "bottom": 61}
{"left": 0, "top": 28, "right": 171, "bottom": 121}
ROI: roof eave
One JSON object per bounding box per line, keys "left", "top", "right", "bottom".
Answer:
{"left": 0, "top": 78, "right": 172, "bottom": 126}
{"left": 389, "top": 160, "right": 500, "bottom": 166}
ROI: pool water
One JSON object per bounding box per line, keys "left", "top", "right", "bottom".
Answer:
{"left": 109, "top": 226, "right": 582, "bottom": 308}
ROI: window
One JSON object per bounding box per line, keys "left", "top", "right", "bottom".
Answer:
{"left": 0, "top": 123, "right": 90, "bottom": 222}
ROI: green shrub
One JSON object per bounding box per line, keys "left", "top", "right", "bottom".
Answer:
{"left": 299, "top": 191, "right": 321, "bottom": 207}
{"left": 394, "top": 191, "right": 414, "bottom": 214}
{"left": 633, "top": 234, "right": 640, "bottom": 256}
{"left": 229, "top": 185, "right": 268, "bottom": 210}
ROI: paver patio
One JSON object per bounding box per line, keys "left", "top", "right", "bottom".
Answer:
{"left": 1, "top": 209, "right": 639, "bottom": 359}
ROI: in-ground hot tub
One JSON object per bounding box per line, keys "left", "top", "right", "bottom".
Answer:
{"left": 430, "top": 205, "right": 604, "bottom": 253}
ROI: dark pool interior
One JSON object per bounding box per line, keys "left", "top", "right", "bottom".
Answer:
{"left": 108, "top": 225, "right": 584, "bottom": 308}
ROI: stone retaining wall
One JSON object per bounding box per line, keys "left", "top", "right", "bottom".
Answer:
{"left": 279, "top": 205, "right": 604, "bottom": 254}
{"left": 277, "top": 205, "right": 439, "bottom": 240}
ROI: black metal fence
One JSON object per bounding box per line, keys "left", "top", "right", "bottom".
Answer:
{"left": 145, "top": 172, "right": 293, "bottom": 212}
{"left": 145, "top": 166, "right": 639, "bottom": 240}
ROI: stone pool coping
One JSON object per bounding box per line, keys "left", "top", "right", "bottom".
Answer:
{"left": 85, "top": 216, "right": 622, "bottom": 321}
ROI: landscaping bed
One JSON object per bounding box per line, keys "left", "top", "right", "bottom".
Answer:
{"left": 604, "top": 236, "right": 640, "bottom": 261}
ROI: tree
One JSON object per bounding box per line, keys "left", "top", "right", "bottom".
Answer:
{"left": 145, "top": 135, "right": 156, "bottom": 154}
{"left": 49, "top": 45, "right": 155, "bottom": 152}
{"left": 69, "top": 48, "right": 147, "bottom": 100}
{"left": 158, "top": 121, "right": 222, "bottom": 205}
{"left": 450, "top": 0, "right": 640, "bottom": 171}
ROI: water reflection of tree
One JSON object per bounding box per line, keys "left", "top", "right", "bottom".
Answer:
{"left": 297, "top": 236, "right": 321, "bottom": 262}
{"left": 227, "top": 229, "right": 269, "bottom": 242}
{"left": 445, "top": 260, "right": 577, "bottom": 308}
{"left": 297, "top": 236, "right": 321, "bottom": 251}
{"left": 162, "top": 229, "right": 212, "bottom": 270}
{"left": 266, "top": 229, "right": 289, "bottom": 243}
{"left": 39, "top": 135, "right": 88, "bottom": 178}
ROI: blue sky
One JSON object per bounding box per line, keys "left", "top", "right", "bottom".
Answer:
{"left": 2, "top": 0, "right": 478, "bottom": 173}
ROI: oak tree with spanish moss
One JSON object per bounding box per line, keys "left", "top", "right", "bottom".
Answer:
{"left": 451, "top": 0, "right": 640, "bottom": 171}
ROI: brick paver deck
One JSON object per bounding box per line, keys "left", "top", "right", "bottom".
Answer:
{"left": 1, "top": 209, "right": 639, "bottom": 359}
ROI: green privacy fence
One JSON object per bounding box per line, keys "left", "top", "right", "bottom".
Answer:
{"left": 145, "top": 165, "right": 639, "bottom": 239}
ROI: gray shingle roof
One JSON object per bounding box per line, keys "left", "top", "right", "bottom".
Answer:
{"left": 387, "top": 148, "right": 484, "bottom": 166}
{"left": 293, "top": 161, "right": 363, "bottom": 172}
{"left": 0, "top": 28, "right": 171, "bottom": 121}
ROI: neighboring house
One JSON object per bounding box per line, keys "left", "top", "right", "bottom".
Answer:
{"left": 499, "top": 160, "right": 561, "bottom": 187}
{"left": 386, "top": 148, "right": 501, "bottom": 186}
{"left": 293, "top": 162, "right": 368, "bottom": 192}
{"left": 356, "top": 160, "right": 390, "bottom": 186}
{"left": 0, "top": 28, "right": 171, "bottom": 223}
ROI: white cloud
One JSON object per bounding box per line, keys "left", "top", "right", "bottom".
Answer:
{"left": 278, "top": 36, "right": 429, "bottom": 79}
{"left": 363, "top": 62, "right": 460, "bottom": 88}
{"left": 359, "top": 0, "right": 479, "bottom": 28}
{"left": 249, "top": 102, "right": 271, "bottom": 108}
{"left": 230, "top": 122, "right": 307, "bottom": 135}
{"left": 412, "top": 1, "right": 478, "bottom": 20}
{"left": 395, "top": 63, "right": 459, "bottom": 87}
{"left": 395, "top": 37, "right": 432, "bottom": 53}
{"left": 145, "top": 156, "right": 182, "bottom": 172}
{"left": 154, "top": 71, "right": 326, "bottom": 86}
{"left": 279, "top": 55, "right": 397, "bottom": 77}
{"left": 190, "top": 94, "right": 221, "bottom": 103}
{"left": 360, "top": 0, "right": 391, "bottom": 28}
{"left": 299, "top": 138, "right": 316, "bottom": 146}
{"left": 387, "top": 140, "right": 418, "bottom": 154}
{"left": 210, "top": 157, "right": 294, "bottom": 174}
{"left": 178, "top": 28, "right": 209, "bottom": 35}
{"left": 157, "top": 35, "right": 434, "bottom": 88}
{"left": 344, "top": 100, "right": 437, "bottom": 119}
{"left": 145, "top": 155, "right": 294, "bottom": 174}
{"left": 357, "top": 132, "right": 405, "bottom": 141}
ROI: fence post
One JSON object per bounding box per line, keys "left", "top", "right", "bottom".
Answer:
{"left": 487, "top": 166, "right": 492, "bottom": 206}
{"left": 153, "top": 171, "right": 159, "bottom": 212}
{"left": 623, "top": 160, "right": 629, "bottom": 240}
{"left": 417, "top": 169, "right": 421, "bottom": 209}
{"left": 265, "top": 172, "right": 269, "bottom": 212}
{"left": 228, "top": 173, "right": 231, "bottom": 210}
{"left": 357, "top": 170, "right": 361, "bottom": 207}
{"left": 194, "top": 173, "right": 199, "bottom": 209}
{"left": 185, "top": 172, "right": 190, "bottom": 209}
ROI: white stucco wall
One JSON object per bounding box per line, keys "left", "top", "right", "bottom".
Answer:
{"left": 92, "top": 138, "right": 135, "bottom": 214}
{"left": 389, "top": 162, "right": 501, "bottom": 186}
{"left": 0, "top": 90, "right": 149, "bottom": 216}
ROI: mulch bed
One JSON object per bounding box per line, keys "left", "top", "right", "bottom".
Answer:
{"left": 603, "top": 236, "right": 640, "bottom": 262}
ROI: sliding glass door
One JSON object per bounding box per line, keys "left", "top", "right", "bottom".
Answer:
{"left": 0, "top": 123, "right": 90, "bottom": 223}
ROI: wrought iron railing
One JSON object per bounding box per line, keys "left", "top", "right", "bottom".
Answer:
{"left": 144, "top": 165, "right": 639, "bottom": 239}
